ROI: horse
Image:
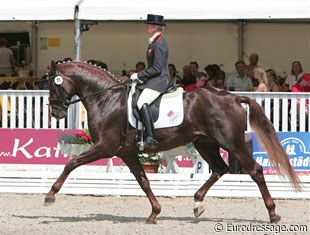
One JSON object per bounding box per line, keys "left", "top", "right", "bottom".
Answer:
{"left": 46, "top": 61, "right": 301, "bottom": 224}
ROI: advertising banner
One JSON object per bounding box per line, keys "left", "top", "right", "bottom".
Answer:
{"left": 252, "top": 132, "right": 310, "bottom": 175}
{"left": 0, "top": 129, "right": 121, "bottom": 166}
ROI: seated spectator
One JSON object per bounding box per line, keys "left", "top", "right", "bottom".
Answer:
{"left": 225, "top": 61, "right": 253, "bottom": 91}
{"left": 254, "top": 67, "right": 268, "bottom": 92}
{"left": 189, "top": 61, "right": 199, "bottom": 76}
{"left": 283, "top": 61, "right": 303, "bottom": 91}
{"left": 168, "top": 63, "right": 182, "bottom": 86}
{"left": 266, "top": 69, "right": 281, "bottom": 92}
{"left": 291, "top": 73, "right": 310, "bottom": 124}
{"left": 135, "top": 61, "right": 146, "bottom": 72}
{"left": 246, "top": 53, "right": 259, "bottom": 88}
{"left": 204, "top": 64, "right": 217, "bottom": 84}
{"left": 207, "top": 70, "right": 226, "bottom": 89}
{"left": 181, "top": 64, "right": 195, "bottom": 87}
{"left": 292, "top": 73, "right": 310, "bottom": 93}
{"left": 184, "top": 72, "right": 207, "bottom": 92}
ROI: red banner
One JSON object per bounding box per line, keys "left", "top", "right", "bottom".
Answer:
{"left": 0, "top": 129, "right": 115, "bottom": 166}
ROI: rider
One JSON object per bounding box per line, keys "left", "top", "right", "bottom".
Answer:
{"left": 130, "top": 14, "right": 170, "bottom": 148}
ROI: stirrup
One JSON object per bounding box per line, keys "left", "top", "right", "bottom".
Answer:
{"left": 144, "top": 136, "right": 158, "bottom": 149}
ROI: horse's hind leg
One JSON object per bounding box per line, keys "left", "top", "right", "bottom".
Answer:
{"left": 44, "top": 146, "right": 105, "bottom": 205}
{"left": 193, "top": 139, "right": 229, "bottom": 218}
{"left": 121, "top": 155, "right": 161, "bottom": 224}
{"left": 230, "top": 146, "right": 280, "bottom": 223}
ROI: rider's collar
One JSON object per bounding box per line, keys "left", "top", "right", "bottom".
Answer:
{"left": 148, "top": 32, "right": 162, "bottom": 45}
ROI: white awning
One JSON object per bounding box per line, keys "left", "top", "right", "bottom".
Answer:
{"left": 0, "top": 0, "right": 79, "bottom": 21}
{"left": 0, "top": 0, "right": 309, "bottom": 21}
{"left": 77, "top": 0, "right": 310, "bottom": 21}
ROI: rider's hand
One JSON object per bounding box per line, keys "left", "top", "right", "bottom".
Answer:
{"left": 130, "top": 73, "right": 138, "bottom": 80}
{"left": 130, "top": 73, "right": 143, "bottom": 83}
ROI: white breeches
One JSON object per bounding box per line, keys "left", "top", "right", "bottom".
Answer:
{"left": 137, "top": 88, "right": 161, "bottom": 110}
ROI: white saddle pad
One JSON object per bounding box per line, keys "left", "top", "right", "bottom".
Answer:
{"left": 128, "top": 86, "right": 184, "bottom": 129}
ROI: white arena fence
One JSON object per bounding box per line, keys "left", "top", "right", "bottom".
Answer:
{"left": 0, "top": 90, "right": 309, "bottom": 132}
{"left": 0, "top": 90, "right": 309, "bottom": 199}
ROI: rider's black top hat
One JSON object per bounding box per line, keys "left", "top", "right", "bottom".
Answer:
{"left": 144, "top": 14, "right": 166, "bottom": 26}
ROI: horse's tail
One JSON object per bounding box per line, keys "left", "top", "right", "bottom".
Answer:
{"left": 239, "top": 96, "right": 302, "bottom": 192}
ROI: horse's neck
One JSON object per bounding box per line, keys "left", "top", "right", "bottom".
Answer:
{"left": 82, "top": 87, "right": 126, "bottom": 121}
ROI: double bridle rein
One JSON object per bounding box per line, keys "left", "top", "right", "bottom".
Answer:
{"left": 48, "top": 73, "right": 128, "bottom": 108}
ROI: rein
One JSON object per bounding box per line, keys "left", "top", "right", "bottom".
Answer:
{"left": 50, "top": 75, "right": 129, "bottom": 107}
{"left": 63, "top": 83, "right": 126, "bottom": 106}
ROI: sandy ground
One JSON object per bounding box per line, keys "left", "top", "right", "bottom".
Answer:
{"left": 0, "top": 193, "right": 309, "bottom": 235}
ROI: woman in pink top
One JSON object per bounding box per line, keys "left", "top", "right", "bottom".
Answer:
{"left": 291, "top": 73, "right": 310, "bottom": 123}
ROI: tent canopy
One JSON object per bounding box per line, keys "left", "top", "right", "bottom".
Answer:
{"left": 0, "top": 0, "right": 309, "bottom": 21}
{"left": 77, "top": 0, "right": 310, "bottom": 21}
{"left": 0, "top": 0, "right": 79, "bottom": 21}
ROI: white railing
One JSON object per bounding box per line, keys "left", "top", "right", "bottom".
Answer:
{"left": 0, "top": 90, "right": 309, "bottom": 199}
{"left": 0, "top": 90, "right": 309, "bottom": 131}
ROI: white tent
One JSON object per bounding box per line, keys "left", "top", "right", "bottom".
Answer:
{"left": 0, "top": 0, "right": 78, "bottom": 21}
{"left": 77, "top": 0, "right": 310, "bottom": 21}
{"left": 1, "top": 0, "right": 309, "bottom": 71}
{"left": 0, "top": 0, "right": 309, "bottom": 21}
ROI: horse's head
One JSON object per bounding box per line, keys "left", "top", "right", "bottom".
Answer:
{"left": 48, "top": 61, "right": 77, "bottom": 119}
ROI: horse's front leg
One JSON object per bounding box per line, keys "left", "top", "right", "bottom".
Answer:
{"left": 44, "top": 145, "right": 105, "bottom": 205}
{"left": 121, "top": 156, "right": 161, "bottom": 224}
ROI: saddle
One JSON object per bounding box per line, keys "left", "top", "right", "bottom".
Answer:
{"left": 128, "top": 83, "right": 184, "bottom": 130}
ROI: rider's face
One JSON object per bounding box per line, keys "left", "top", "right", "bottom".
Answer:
{"left": 145, "top": 24, "right": 157, "bottom": 37}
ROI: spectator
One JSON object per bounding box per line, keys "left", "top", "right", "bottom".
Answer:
{"left": 184, "top": 72, "right": 207, "bottom": 91}
{"left": 204, "top": 64, "right": 217, "bottom": 85}
{"left": 284, "top": 61, "right": 303, "bottom": 91}
{"left": 292, "top": 73, "right": 310, "bottom": 93}
{"left": 266, "top": 69, "right": 281, "bottom": 92}
{"left": 168, "top": 63, "right": 182, "bottom": 86}
{"left": 0, "top": 37, "right": 20, "bottom": 76}
{"left": 291, "top": 73, "right": 310, "bottom": 124}
{"left": 189, "top": 61, "right": 199, "bottom": 76}
{"left": 254, "top": 67, "right": 268, "bottom": 92}
{"left": 246, "top": 53, "right": 259, "bottom": 88}
{"left": 207, "top": 70, "right": 226, "bottom": 89}
{"left": 181, "top": 64, "right": 195, "bottom": 87}
{"left": 135, "top": 61, "right": 146, "bottom": 72}
{"left": 225, "top": 60, "right": 253, "bottom": 91}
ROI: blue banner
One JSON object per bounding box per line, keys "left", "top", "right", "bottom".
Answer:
{"left": 252, "top": 132, "right": 310, "bottom": 175}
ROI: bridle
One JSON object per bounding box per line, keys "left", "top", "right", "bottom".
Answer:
{"left": 48, "top": 73, "right": 129, "bottom": 108}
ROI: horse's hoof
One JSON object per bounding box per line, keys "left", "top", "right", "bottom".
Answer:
{"left": 194, "top": 203, "right": 205, "bottom": 218}
{"left": 44, "top": 197, "right": 56, "bottom": 206}
{"left": 270, "top": 215, "right": 281, "bottom": 223}
{"left": 145, "top": 218, "right": 157, "bottom": 224}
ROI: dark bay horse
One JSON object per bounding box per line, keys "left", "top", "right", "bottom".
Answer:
{"left": 46, "top": 61, "right": 301, "bottom": 224}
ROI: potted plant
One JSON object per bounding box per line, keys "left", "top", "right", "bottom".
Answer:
{"left": 58, "top": 129, "right": 93, "bottom": 155}
{"left": 138, "top": 152, "right": 162, "bottom": 173}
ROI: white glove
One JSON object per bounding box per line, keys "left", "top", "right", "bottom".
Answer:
{"left": 130, "top": 73, "right": 142, "bottom": 83}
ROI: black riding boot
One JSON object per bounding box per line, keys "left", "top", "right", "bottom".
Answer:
{"left": 139, "top": 103, "right": 158, "bottom": 148}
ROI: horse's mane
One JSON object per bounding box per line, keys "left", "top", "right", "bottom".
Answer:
{"left": 57, "top": 61, "right": 123, "bottom": 84}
